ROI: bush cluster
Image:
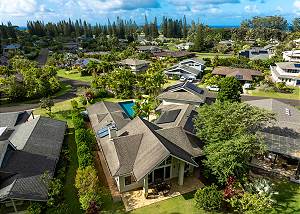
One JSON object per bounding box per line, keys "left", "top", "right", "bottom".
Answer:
{"left": 72, "top": 111, "right": 102, "bottom": 211}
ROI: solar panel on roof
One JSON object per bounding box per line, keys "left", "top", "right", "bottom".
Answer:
{"left": 97, "top": 127, "right": 109, "bottom": 138}
{"left": 185, "top": 82, "right": 204, "bottom": 94}
{"left": 295, "top": 64, "right": 300, "bottom": 68}
{"left": 156, "top": 109, "right": 181, "bottom": 124}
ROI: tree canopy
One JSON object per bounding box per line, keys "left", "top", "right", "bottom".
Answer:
{"left": 217, "top": 76, "right": 243, "bottom": 102}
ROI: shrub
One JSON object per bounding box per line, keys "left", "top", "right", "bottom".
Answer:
{"left": 79, "top": 192, "right": 102, "bottom": 211}
{"left": 75, "top": 166, "right": 99, "bottom": 195}
{"left": 72, "top": 114, "right": 85, "bottom": 130}
{"left": 75, "top": 129, "right": 95, "bottom": 147}
{"left": 26, "top": 202, "right": 44, "bottom": 214}
{"left": 79, "top": 95, "right": 87, "bottom": 106}
{"left": 194, "top": 184, "right": 223, "bottom": 211}
{"left": 77, "top": 143, "right": 93, "bottom": 168}
{"left": 229, "top": 192, "right": 273, "bottom": 214}
{"left": 71, "top": 99, "right": 79, "bottom": 109}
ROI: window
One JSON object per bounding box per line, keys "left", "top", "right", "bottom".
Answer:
{"left": 125, "top": 175, "right": 132, "bottom": 186}
{"left": 236, "top": 75, "right": 243, "bottom": 80}
{"left": 165, "top": 166, "right": 171, "bottom": 179}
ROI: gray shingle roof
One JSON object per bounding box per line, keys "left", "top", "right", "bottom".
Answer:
{"left": 0, "top": 111, "right": 32, "bottom": 128}
{"left": 158, "top": 82, "right": 206, "bottom": 105}
{"left": 0, "top": 116, "right": 66, "bottom": 202}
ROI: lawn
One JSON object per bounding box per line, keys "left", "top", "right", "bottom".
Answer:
{"left": 196, "top": 52, "right": 233, "bottom": 59}
{"left": 130, "top": 192, "right": 207, "bottom": 214}
{"left": 57, "top": 69, "right": 94, "bottom": 83}
{"left": 164, "top": 79, "right": 180, "bottom": 88}
{"left": 248, "top": 87, "right": 300, "bottom": 100}
{"left": 55, "top": 130, "right": 82, "bottom": 214}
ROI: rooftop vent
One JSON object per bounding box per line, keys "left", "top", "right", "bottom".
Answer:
{"left": 0, "top": 127, "right": 7, "bottom": 137}
{"left": 285, "top": 108, "right": 291, "bottom": 116}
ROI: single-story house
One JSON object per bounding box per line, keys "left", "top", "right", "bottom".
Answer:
{"left": 176, "top": 42, "right": 194, "bottom": 51}
{"left": 119, "top": 59, "right": 150, "bottom": 73}
{"left": 219, "top": 40, "right": 234, "bottom": 47}
{"left": 0, "top": 111, "right": 66, "bottom": 210}
{"left": 245, "top": 99, "right": 300, "bottom": 181}
{"left": 164, "top": 58, "right": 205, "bottom": 79}
{"left": 136, "top": 46, "right": 162, "bottom": 54}
{"left": 239, "top": 47, "right": 271, "bottom": 60}
{"left": 63, "top": 42, "right": 80, "bottom": 51}
{"left": 270, "top": 62, "right": 300, "bottom": 86}
{"left": 212, "top": 67, "right": 263, "bottom": 83}
{"left": 87, "top": 101, "right": 203, "bottom": 196}
{"left": 2, "top": 44, "right": 21, "bottom": 56}
{"left": 157, "top": 81, "right": 207, "bottom": 106}
{"left": 153, "top": 51, "right": 195, "bottom": 60}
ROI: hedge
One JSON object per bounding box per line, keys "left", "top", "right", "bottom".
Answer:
{"left": 71, "top": 111, "right": 102, "bottom": 211}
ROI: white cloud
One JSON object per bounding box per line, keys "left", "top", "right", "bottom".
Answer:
{"left": 0, "top": 0, "right": 37, "bottom": 16}
{"left": 244, "top": 4, "right": 259, "bottom": 13}
{"left": 295, "top": 0, "right": 300, "bottom": 9}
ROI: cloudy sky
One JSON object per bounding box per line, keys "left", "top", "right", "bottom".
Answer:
{"left": 1, "top": 0, "right": 300, "bottom": 26}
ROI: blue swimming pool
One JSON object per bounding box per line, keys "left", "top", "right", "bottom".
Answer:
{"left": 119, "top": 101, "right": 135, "bottom": 118}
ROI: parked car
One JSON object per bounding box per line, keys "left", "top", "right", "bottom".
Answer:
{"left": 243, "top": 83, "right": 252, "bottom": 89}
{"left": 206, "top": 85, "right": 220, "bottom": 92}
{"left": 180, "top": 76, "right": 186, "bottom": 82}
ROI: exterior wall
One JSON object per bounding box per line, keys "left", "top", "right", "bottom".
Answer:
{"left": 271, "top": 66, "right": 300, "bottom": 87}
{"left": 116, "top": 176, "right": 144, "bottom": 193}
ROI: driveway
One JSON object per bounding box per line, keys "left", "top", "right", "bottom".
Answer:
{"left": 0, "top": 78, "right": 90, "bottom": 113}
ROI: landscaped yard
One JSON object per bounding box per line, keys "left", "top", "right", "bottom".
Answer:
{"left": 57, "top": 69, "right": 94, "bottom": 83}
{"left": 248, "top": 87, "right": 300, "bottom": 100}
{"left": 196, "top": 52, "right": 233, "bottom": 59}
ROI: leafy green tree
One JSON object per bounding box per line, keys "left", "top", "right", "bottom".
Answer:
{"left": 194, "top": 101, "right": 275, "bottom": 144}
{"left": 204, "top": 134, "right": 265, "bottom": 183}
{"left": 40, "top": 97, "right": 54, "bottom": 116}
{"left": 194, "top": 184, "right": 223, "bottom": 211}
{"left": 217, "top": 76, "right": 243, "bottom": 102}
{"left": 133, "top": 98, "right": 153, "bottom": 119}
{"left": 75, "top": 166, "right": 99, "bottom": 196}
{"left": 293, "top": 18, "right": 300, "bottom": 32}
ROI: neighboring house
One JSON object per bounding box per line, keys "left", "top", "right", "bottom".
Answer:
{"left": 176, "top": 42, "right": 194, "bottom": 51}
{"left": 157, "top": 81, "right": 207, "bottom": 106}
{"left": 245, "top": 99, "right": 300, "bottom": 181}
{"left": 119, "top": 59, "right": 150, "bottom": 73}
{"left": 239, "top": 47, "right": 271, "bottom": 60}
{"left": 136, "top": 46, "right": 162, "bottom": 54}
{"left": 264, "top": 43, "right": 278, "bottom": 55}
{"left": 153, "top": 51, "right": 195, "bottom": 60}
{"left": 74, "top": 58, "right": 101, "bottom": 68}
{"left": 212, "top": 67, "right": 263, "bottom": 83}
{"left": 2, "top": 44, "right": 21, "bottom": 56}
{"left": 63, "top": 42, "right": 80, "bottom": 52}
{"left": 219, "top": 40, "right": 233, "bottom": 47}
{"left": 282, "top": 50, "right": 300, "bottom": 62}
{"left": 270, "top": 62, "right": 300, "bottom": 86}
{"left": 87, "top": 101, "right": 203, "bottom": 196}
{"left": 0, "top": 111, "right": 66, "bottom": 208}
{"left": 164, "top": 58, "right": 205, "bottom": 79}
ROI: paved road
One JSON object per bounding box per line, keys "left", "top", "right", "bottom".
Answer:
{"left": 0, "top": 78, "right": 90, "bottom": 113}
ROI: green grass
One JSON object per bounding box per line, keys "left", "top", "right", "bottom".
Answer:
{"left": 272, "top": 181, "right": 300, "bottom": 213}
{"left": 57, "top": 69, "right": 94, "bottom": 83}
{"left": 196, "top": 52, "right": 233, "bottom": 59}
{"left": 164, "top": 80, "right": 180, "bottom": 88}
{"left": 248, "top": 87, "right": 300, "bottom": 100}
{"left": 130, "top": 192, "right": 208, "bottom": 214}
{"left": 62, "top": 130, "right": 82, "bottom": 214}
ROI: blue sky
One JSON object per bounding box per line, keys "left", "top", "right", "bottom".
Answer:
{"left": 1, "top": 0, "right": 300, "bottom": 26}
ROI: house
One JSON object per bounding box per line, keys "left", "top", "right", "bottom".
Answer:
{"left": 119, "top": 59, "right": 150, "bottom": 73}
{"left": 153, "top": 51, "right": 195, "bottom": 60}
{"left": 74, "top": 58, "right": 101, "bottom": 68}
{"left": 263, "top": 43, "right": 278, "bottom": 55}
{"left": 176, "top": 42, "right": 194, "bottom": 51}
{"left": 157, "top": 81, "right": 207, "bottom": 106}
{"left": 270, "top": 62, "right": 300, "bottom": 86}
{"left": 212, "top": 67, "right": 263, "bottom": 83}
{"left": 63, "top": 42, "right": 80, "bottom": 52}
{"left": 282, "top": 50, "right": 300, "bottom": 62}
{"left": 245, "top": 99, "right": 300, "bottom": 182}
{"left": 2, "top": 44, "right": 21, "bottom": 56}
{"left": 164, "top": 58, "right": 205, "bottom": 79}
{"left": 136, "top": 46, "right": 162, "bottom": 54}
{"left": 0, "top": 111, "right": 66, "bottom": 209}
{"left": 87, "top": 101, "right": 203, "bottom": 196}
{"left": 239, "top": 47, "right": 271, "bottom": 60}
{"left": 219, "top": 40, "right": 234, "bottom": 47}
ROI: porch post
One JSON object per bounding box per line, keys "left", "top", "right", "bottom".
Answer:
{"left": 11, "top": 199, "right": 17, "bottom": 213}
{"left": 295, "top": 160, "right": 300, "bottom": 180}
{"left": 143, "top": 175, "right": 149, "bottom": 198}
{"left": 178, "top": 161, "right": 185, "bottom": 186}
